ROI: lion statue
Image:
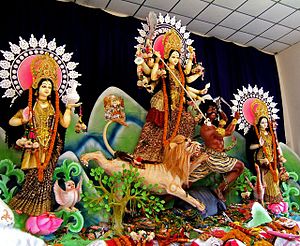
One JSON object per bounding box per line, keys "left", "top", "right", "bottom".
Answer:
{"left": 80, "top": 134, "right": 208, "bottom": 212}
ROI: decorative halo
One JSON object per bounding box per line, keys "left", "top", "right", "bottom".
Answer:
{"left": 135, "top": 13, "right": 194, "bottom": 64}
{"left": 0, "top": 34, "right": 81, "bottom": 105}
{"left": 231, "top": 84, "right": 280, "bottom": 135}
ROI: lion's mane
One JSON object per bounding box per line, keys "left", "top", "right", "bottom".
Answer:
{"left": 163, "top": 135, "right": 193, "bottom": 185}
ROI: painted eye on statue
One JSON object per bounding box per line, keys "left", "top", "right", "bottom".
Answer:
{"left": 41, "top": 81, "right": 52, "bottom": 90}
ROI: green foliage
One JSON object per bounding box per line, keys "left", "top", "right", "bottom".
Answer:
{"left": 13, "top": 211, "right": 28, "bottom": 230}
{"left": 82, "top": 165, "right": 165, "bottom": 230}
{"left": 230, "top": 168, "right": 254, "bottom": 194}
{"left": 49, "top": 232, "right": 92, "bottom": 246}
{"left": 281, "top": 171, "right": 300, "bottom": 211}
{"left": 0, "top": 159, "right": 24, "bottom": 203}
{"left": 225, "top": 168, "right": 255, "bottom": 204}
{"left": 192, "top": 173, "right": 222, "bottom": 189}
{"left": 53, "top": 159, "right": 82, "bottom": 182}
{"left": 189, "top": 230, "right": 200, "bottom": 239}
{"left": 55, "top": 210, "right": 84, "bottom": 233}
{"left": 0, "top": 140, "right": 22, "bottom": 164}
{"left": 192, "top": 167, "right": 255, "bottom": 203}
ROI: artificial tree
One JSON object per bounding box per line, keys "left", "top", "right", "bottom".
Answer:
{"left": 83, "top": 164, "right": 165, "bottom": 236}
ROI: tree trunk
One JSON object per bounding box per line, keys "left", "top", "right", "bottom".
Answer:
{"left": 111, "top": 204, "right": 125, "bottom": 236}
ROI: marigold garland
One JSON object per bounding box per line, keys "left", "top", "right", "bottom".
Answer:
{"left": 112, "top": 235, "right": 133, "bottom": 246}
{"left": 162, "top": 62, "right": 185, "bottom": 146}
{"left": 228, "top": 222, "right": 261, "bottom": 240}
{"left": 221, "top": 229, "right": 252, "bottom": 245}
{"left": 162, "top": 67, "right": 169, "bottom": 146}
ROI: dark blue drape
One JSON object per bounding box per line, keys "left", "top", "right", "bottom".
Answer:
{"left": 0, "top": 0, "right": 285, "bottom": 141}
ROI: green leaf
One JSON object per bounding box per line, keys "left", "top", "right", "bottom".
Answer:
{"left": 282, "top": 182, "right": 288, "bottom": 190}
{"left": 289, "top": 187, "right": 300, "bottom": 196}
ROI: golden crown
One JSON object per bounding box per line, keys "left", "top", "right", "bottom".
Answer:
{"left": 30, "top": 53, "right": 59, "bottom": 90}
{"left": 163, "top": 29, "right": 182, "bottom": 59}
{"left": 251, "top": 99, "right": 269, "bottom": 125}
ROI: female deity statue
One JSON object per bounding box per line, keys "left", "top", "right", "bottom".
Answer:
{"left": 231, "top": 85, "right": 289, "bottom": 212}
{"left": 7, "top": 53, "right": 79, "bottom": 216}
{"left": 133, "top": 26, "right": 208, "bottom": 163}
{"left": 247, "top": 101, "right": 288, "bottom": 204}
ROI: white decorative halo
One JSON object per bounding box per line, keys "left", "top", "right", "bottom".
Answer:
{"left": 0, "top": 34, "right": 81, "bottom": 105}
{"left": 231, "top": 84, "right": 280, "bottom": 135}
{"left": 135, "top": 13, "right": 194, "bottom": 64}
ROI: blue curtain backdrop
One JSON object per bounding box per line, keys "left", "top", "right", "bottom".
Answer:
{"left": 0, "top": 0, "right": 285, "bottom": 142}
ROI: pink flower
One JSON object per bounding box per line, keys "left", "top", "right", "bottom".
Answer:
{"left": 267, "top": 201, "right": 289, "bottom": 214}
{"left": 26, "top": 213, "right": 63, "bottom": 235}
{"left": 224, "top": 240, "right": 240, "bottom": 246}
{"left": 28, "top": 131, "right": 36, "bottom": 140}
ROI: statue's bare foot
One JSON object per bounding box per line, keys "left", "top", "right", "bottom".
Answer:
{"left": 213, "top": 187, "right": 226, "bottom": 202}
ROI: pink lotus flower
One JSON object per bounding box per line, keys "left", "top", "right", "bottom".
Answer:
{"left": 267, "top": 201, "right": 289, "bottom": 214}
{"left": 26, "top": 212, "right": 63, "bottom": 235}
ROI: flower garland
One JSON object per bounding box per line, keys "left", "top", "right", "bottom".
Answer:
{"left": 228, "top": 222, "right": 261, "bottom": 240}
{"left": 221, "top": 228, "right": 272, "bottom": 246}
{"left": 29, "top": 89, "right": 60, "bottom": 182}
{"left": 162, "top": 62, "right": 185, "bottom": 146}
{"left": 254, "top": 120, "right": 278, "bottom": 182}
{"left": 111, "top": 235, "right": 133, "bottom": 246}
{"left": 162, "top": 66, "right": 169, "bottom": 146}
{"left": 221, "top": 229, "right": 252, "bottom": 245}
{"left": 266, "top": 220, "right": 300, "bottom": 235}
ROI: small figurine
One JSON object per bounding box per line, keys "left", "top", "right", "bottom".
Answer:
{"left": 53, "top": 177, "right": 82, "bottom": 211}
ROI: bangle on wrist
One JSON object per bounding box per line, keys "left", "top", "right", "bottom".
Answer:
{"left": 219, "top": 119, "right": 227, "bottom": 127}
{"left": 232, "top": 118, "right": 238, "bottom": 125}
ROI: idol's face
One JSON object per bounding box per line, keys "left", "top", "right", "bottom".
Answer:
{"left": 38, "top": 80, "right": 52, "bottom": 98}
{"left": 168, "top": 51, "right": 180, "bottom": 66}
{"left": 259, "top": 117, "right": 268, "bottom": 130}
